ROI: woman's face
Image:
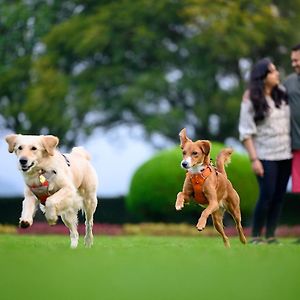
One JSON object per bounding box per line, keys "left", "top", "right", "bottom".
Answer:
{"left": 264, "top": 63, "right": 280, "bottom": 88}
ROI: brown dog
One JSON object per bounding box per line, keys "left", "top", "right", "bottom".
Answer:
{"left": 175, "top": 128, "right": 247, "bottom": 247}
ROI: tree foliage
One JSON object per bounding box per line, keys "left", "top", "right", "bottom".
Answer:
{"left": 1, "top": 0, "right": 300, "bottom": 146}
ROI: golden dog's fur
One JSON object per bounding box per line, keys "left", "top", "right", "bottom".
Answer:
{"left": 175, "top": 128, "right": 247, "bottom": 247}
{"left": 5, "top": 134, "right": 98, "bottom": 248}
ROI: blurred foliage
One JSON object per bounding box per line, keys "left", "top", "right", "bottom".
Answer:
{"left": 126, "top": 143, "right": 258, "bottom": 221}
{"left": 123, "top": 223, "right": 213, "bottom": 236}
{"left": 0, "top": 224, "right": 17, "bottom": 234}
{"left": 1, "top": 0, "right": 300, "bottom": 146}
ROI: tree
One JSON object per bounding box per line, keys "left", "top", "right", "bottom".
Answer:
{"left": 0, "top": 0, "right": 82, "bottom": 138}
{"left": 1, "top": 0, "right": 300, "bottom": 146}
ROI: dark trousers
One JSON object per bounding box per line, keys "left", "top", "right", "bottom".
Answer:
{"left": 252, "top": 159, "right": 291, "bottom": 238}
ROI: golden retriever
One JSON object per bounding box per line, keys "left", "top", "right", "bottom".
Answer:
{"left": 175, "top": 128, "right": 247, "bottom": 247}
{"left": 5, "top": 134, "right": 98, "bottom": 248}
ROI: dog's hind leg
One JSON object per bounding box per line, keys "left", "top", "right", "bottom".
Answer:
{"left": 212, "top": 209, "right": 230, "bottom": 248}
{"left": 61, "top": 211, "right": 79, "bottom": 249}
{"left": 228, "top": 208, "right": 247, "bottom": 244}
{"left": 196, "top": 195, "right": 219, "bottom": 231}
{"left": 83, "top": 194, "right": 97, "bottom": 248}
{"left": 226, "top": 191, "right": 247, "bottom": 244}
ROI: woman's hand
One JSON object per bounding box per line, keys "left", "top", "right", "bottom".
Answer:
{"left": 251, "top": 159, "right": 264, "bottom": 177}
{"left": 242, "top": 138, "right": 263, "bottom": 176}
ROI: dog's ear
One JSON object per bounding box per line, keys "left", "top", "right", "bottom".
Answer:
{"left": 179, "top": 128, "right": 192, "bottom": 149}
{"left": 5, "top": 134, "right": 18, "bottom": 153}
{"left": 42, "top": 135, "right": 59, "bottom": 156}
{"left": 198, "top": 140, "right": 211, "bottom": 156}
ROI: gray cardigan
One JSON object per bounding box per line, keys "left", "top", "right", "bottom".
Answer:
{"left": 284, "top": 73, "right": 300, "bottom": 150}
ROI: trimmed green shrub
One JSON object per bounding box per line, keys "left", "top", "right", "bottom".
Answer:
{"left": 126, "top": 142, "right": 258, "bottom": 222}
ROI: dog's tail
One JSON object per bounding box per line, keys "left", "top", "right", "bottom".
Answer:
{"left": 216, "top": 148, "right": 233, "bottom": 178}
{"left": 71, "top": 146, "right": 91, "bottom": 161}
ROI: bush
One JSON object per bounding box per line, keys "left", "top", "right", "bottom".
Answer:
{"left": 126, "top": 142, "right": 258, "bottom": 222}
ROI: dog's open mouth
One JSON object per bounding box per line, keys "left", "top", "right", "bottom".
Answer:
{"left": 21, "top": 163, "right": 34, "bottom": 172}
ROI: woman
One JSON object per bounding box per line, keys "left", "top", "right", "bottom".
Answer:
{"left": 239, "top": 58, "right": 292, "bottom": 244}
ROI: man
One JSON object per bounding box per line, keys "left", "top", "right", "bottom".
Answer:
{"left": 284, "top": 44, "right": 300, "bottom": 193}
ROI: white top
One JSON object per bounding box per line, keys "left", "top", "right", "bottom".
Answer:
{"left": 238, "top": 96, "right": 292, "bottom": 160}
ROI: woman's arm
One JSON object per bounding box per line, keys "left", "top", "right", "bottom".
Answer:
{"left": 243, "top": 137, "right": 264, "bottom": 177}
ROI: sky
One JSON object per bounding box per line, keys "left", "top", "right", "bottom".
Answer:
{"left": 0, "top": 126, "right": 162, "bottom": 198}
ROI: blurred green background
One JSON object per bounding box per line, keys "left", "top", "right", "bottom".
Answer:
{"left": 1, "top": 0, "right": 300, "bottom": 145}
{"left": 1, "top": 0, "right": 300, "bottom": 225}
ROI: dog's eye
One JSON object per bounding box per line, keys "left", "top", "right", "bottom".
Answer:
{"left": 31, "top": 146, "right": 37, "bottom": 151}
{"left": 192, "top": 151, "right": 198, "bottom": 156}
{"left": 18, "top": 146, "right": 23, "bottom": 151}
{"left": 182, "top": 151, "right": 186, "bottom": 155}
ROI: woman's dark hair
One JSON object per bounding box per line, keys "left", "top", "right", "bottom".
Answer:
{"left": 249, "top": 57, "right": 287, "bottom": 123}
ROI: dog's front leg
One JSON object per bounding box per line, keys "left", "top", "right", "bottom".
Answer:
{"left": 45, "top": 187, "right": 75, "bottom": 225}
{"left": 175, "top": 192, "right": 186, "bottom": 210}
{"left": 19, "top": 189, "right": 38, "bottom": 228}
{"left": 196, "top": 190, "right": 219, "bottom": 231}
{"left": 176, "top": 178, "right": 192, "bottom": 210}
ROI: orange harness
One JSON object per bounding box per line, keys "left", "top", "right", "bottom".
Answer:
{"left": 186, "top": 166, "right": 213, "bottom": 205}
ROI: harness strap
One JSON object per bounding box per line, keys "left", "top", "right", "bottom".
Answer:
{"left": 62, "top": 154, "right": 71, "bottom": 167}
{"left": 28, "top": 171, "right": 55, "bottom": 205}
{"left": 27, "top": 153, "right": 68, "bottom": 205}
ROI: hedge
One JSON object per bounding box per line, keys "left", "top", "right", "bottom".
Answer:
{"left": 126, "top": 143, "right": 259, "bottom": 222}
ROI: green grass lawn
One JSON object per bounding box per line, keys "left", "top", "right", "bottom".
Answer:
{"left": 0, "top": 234, "right": 299, "bottom": 300}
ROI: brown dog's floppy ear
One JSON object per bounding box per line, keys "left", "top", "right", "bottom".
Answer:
{"left": 198, "top": 140, "right": 211, "bottom": 156}
{"left": 179, "top": 128, "right": 192, "bottom": 149}
{"left": 42, "top": 135, "right": 59, "bottom": 156}
{"left": 5, "top": 134, "right": 18, "bottom": 153}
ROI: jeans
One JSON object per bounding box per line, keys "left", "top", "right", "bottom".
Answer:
{"left": 252, "top": 159, "right": 291, "bottom": 238}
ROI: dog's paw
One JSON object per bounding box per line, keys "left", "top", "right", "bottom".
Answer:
{"left": 46, "top": 218, "right": 58, "bottom": 226}
{"left": 84, "top": 235, "right": 93, "bottom": 248}
{"left": 45, "top": 214, "right": 58, "bottom": 226}
{"left": 175, "top": 202, "right": 184, "bottom": 211}
{"left": 196, "top": 219, "right": 207, "bottom": 231}
{"left": 45, "top": 208, "right": 58, "bottom": 225}
{"left": 70, "top": 240, "right": 78, "bottom": 249}
{"left": 19, "top": 220, "right": 31, "bottom": 229}
{"left": 175, "top": 198, "right": 185, "bottom": 210}
{"left": 175, "top": 192, "right": 185, "bottom": 211}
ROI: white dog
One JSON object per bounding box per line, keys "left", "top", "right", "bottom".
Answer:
{"left": 5, "top": 134, "right": 98, "bottom": 248}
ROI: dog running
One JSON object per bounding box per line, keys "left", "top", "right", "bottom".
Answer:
{"left": 5, "top": 134, "right": 98, "bottom": 248}
{"left": 175, "top": 128, "right": 247, "bottom": 247}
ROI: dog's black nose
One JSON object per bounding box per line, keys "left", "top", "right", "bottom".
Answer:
{"left": 181, "top": 161, "right": 189, "bottom": 169}
{"left": 19, "top": 158, "right": 28, "bottom": 166}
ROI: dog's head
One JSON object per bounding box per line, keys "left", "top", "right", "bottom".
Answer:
{"left": 179, "top": 128, "right": 211, "bottom": 170}
{"left": 5, "top": 134, "right": 59, "bottom": 173}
